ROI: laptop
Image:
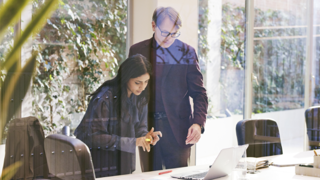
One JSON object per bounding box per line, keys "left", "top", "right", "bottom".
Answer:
{"left": 171, "top": 144, "right": 249, "bottom": 180}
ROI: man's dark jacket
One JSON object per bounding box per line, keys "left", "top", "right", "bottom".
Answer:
{"left": 129, "top": 36, "right": 208, "bottom": 148}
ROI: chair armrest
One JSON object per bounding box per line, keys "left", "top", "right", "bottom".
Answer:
{"left": 309, "top": 141, "right": 320, "bottom": 146}
{"left": 253, "top": 135, "right": 281, "bottom": 143}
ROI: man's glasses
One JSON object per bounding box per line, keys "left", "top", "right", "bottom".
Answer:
{"left": 157, "top": 26, "right": 181, "bottom": 38}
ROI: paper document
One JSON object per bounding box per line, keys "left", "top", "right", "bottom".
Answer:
{"left": 270, "top": 152, "right": 314, "bottom": 167}
{"left": 246, "top": 157, "right": 270, "bottom": 169}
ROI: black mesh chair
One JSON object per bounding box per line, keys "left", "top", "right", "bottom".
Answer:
{"left": 44, "top": 134, "right": 95, "bottom": 180}
{"left": 236, "top": 119, "right": 283, "bottom": 157}
{"left": 305, "top": 106, "right": 320, "bottom": 150}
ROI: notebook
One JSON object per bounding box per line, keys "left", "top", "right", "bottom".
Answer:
{"left": 171, "top": 144, "right": 249, "bottom": 180}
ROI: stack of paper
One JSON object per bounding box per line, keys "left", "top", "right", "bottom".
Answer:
{"left": 246, "top": 157, "right": 269, "bottom": 169}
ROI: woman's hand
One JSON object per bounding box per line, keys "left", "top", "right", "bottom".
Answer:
{"left": 146, "top": 127, "right": 162, "bottom": 146}
{"left": 136, "top": 136, "right": 151, "bottom": 152}
{"left": 136, "top": 128, "right": 162, "bottom": 152}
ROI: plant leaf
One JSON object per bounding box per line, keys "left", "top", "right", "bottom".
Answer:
{"left": 0, "top": 0, "right": 30, "bottom": 41}
{"left": 2, "top": 0, "right": 59, "bottom": 72}
{"left": 0, "top": 52, "right": 38, "bottom": 140}
{"left": 0, "top": 161, "right": 22, "bottom": 180}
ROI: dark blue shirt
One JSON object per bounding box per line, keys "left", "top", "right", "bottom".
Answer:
{"left": 151, "top": 40, "right": 180, "bottom": 112}
{"left": 153, "top": 39, "right": 190, "bottom": 112}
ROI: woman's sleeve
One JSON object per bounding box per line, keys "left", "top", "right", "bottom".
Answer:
{"left": 135, "top": 104, "right": 149, "bottom": 137}
{"left": 89, "top": 99, "right": 137, "bottom": 154}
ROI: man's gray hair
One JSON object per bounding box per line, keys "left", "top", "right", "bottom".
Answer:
{"left": 152, "top": 7, "right": 182, "bottom": 29}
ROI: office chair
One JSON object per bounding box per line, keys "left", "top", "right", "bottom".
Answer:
{"left": 305, "top": 106, "right": 320, "bottom": 150}
{"left": 44, "top": 134, "right": 95, "bottom": 180}
{"left": 2, "top": 116, "right": 49, "bottom": 179}
{"left": 236, "top": 119, "right": 283, "bottom": 157}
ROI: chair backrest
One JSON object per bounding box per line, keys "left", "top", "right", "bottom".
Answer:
{"left": 44, "top": 134, "right": 95, "bottom": 180}
{"left": 305, "top": 106, "right": 320, "bottom": 150}
{"left": 3, "top": 116, "right": 49, "bottom": 179}
{"left": 236, "top": 119, "right": 283, "bottom": 157}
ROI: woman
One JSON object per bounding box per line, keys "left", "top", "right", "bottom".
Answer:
{"left": 74, "top": 54, "right": 162, "bottom": 177}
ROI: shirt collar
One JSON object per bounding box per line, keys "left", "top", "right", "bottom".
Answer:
{"left": 152, "top": 33, "right": 178, "bottom": 49}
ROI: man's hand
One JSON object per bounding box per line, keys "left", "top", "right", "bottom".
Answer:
{"left": 146, "top": 127, "right": 162, "bottom": 146}
{"left": 185, "top": 124, "right": 201, "bottom": 145}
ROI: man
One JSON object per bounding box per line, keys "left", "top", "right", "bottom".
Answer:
{"left": 128, "top": 7, "right": 208, "bottom": 171}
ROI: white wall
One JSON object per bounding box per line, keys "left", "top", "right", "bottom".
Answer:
{"left": 129, "top": 0, "right": 158, "bottom": 45}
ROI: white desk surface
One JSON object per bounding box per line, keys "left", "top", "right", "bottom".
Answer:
{"left": 97, "top": 150, "right": 320, "bottom": 180}
{"left": 97, "top": 165, "right": 320, "bottom": 180}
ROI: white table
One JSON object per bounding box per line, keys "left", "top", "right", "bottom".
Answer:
{"left": 97, "top": 165, "right": 320, "bottom": 180}
{"left": 97, "top": 150, "right": 320, "bottom": 180}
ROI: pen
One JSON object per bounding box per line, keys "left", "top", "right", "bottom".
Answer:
{"left": 314, "top": 150, "right": 318, "bottom": 156}
{"left": 159, "top": 170, "right": 172, "bottom": 175}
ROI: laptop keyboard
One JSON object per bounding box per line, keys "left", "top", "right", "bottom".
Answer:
{"left": 184, "top": 171, "right": 208, "bottom": 179}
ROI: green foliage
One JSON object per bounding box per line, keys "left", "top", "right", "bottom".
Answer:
{"left": 221, "top": 4, "right": 305, "bottom": 114}
{"left": 0, "top": 0, "right": 59, "bottom": 140}
{"left": 221, "top": 4, "right": 245, "bottom": 69}
{"left": 252, "top": 8, "right": 305, "bottom": 113}
{"left": 198, "top": 3, "right": 306, "bottom": 116}
{"left": 0, "top": 0, "right": 29, "bottom": 40}
{"left": 198, "top": 0, "right": 210, "bottom": 64}
{"left": 0, "top": 27, "right": 14, "bottom": 83}
{"left": 31, "top": 0, "right": 127, "bottom": 134}
{"left": 219, "top": 4, "right": 246, "bottom": 116}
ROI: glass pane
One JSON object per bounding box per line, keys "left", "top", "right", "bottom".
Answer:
{"left": 31, "top": 0, "right": 127, "bottom": 135}
{"left": 306, "top": 1, "right": 320, "bottom": 150}
{"left": 0, "top": 13, "right": 15, "bottom": 143}
{"left": 219, "top": 1, "right": 245, "bottom": 117}
{"left": 199, "top": 0, "right": 245, "bottom": 119}
{"left": 311, "top": 1, "right": 320, "bottom": 106}
{"left": 0, "top": 27, "right": 14, "bottom": 71}
{"left": 252, "top": 0, "right": 307, "bottom": 154}
{"left": 252, "top": 0, "right": 307, "bottom": 113}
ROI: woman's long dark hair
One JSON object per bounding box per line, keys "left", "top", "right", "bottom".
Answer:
{"left": 91, "top": 54, "right": 152, "bottom": 116}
